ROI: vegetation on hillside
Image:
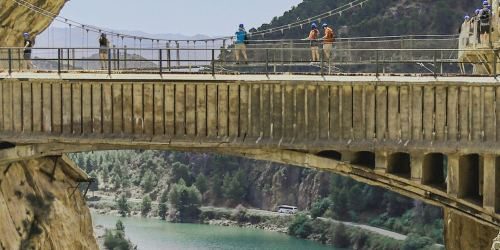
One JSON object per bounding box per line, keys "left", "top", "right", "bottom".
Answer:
{"left": 251, "top": 0, "right": 475, "bottom": 39}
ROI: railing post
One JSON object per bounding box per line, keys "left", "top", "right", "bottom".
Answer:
{"left": 167, "top": 48, "right": 171, "bottom": 72}
{"left": 8, "top": 48, "right": 12, "bottom": 75}
{"left": 159, "top": 49, "right": 163, "bottom": 75}
{"left": 57, "top": 48, "right": 61, "bottom": 74}
{"left": 176, "top": 42, "right": 180, "bottom": 67}
{"left": 320, "top": 46, "right": 324, "bottom": 76}
{"left": 375, "top": 50, "right": 379, "bottom": 77}
{"left": 124, "top": 45, "right": 128, "bottom": 70}
{"left": 71, "top": 48, "right": 75, "bottom": 70}
{"left": 433, "top": 50, "right": 437, "bottom": 78}
{"left": 113, "top": 45, "right": 117, "bottom": 70}
{"left": 211, "top": 49, "right": 215, "bottom": 76}
{"left": 494, "top": 49, "right": 498, "bottom": 78}
{"left": 66, "top": 48, "right": 70, "bottom": 70}
{"left": 116, "top": 48, "right": 120, "bottom": 71}
{"left": 107, "top": 48, "right": 112, "bottom": 75}
{"left": 266, "top": 48, "right": 269, "bottom": 76}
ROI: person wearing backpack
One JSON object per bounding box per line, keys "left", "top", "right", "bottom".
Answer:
{"left": 321, "top": 23, "right": 335, "bottom": 61}
{"left": 23, "top": 32, "right": 35, "bottom": 70}
{"left": 98, "top": 33, "right": 109, "bottom": 70}
{"left": 305, "top": 23, "right": 320, "bottom": 63}
{"left": 234, "top": 24, "right": 248, "bottom": 64}
{"left": 479, "top": 1, "right": 492, "bottom": 45}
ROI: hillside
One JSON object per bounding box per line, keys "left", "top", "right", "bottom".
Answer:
{"left": 253, "top": 0, "right": 474, "bottom": 39}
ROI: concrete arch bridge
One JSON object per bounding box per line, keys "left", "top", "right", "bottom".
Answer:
{"left": 0, "top": 72, "right": 499, "bottom": 248}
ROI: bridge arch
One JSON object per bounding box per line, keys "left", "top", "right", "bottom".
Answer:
{"left": 387, "top": 152, "right": 411, "bottom": 179}
{"left": 422, "top": 153, "right": 447, "bottom": 190}
{"left": 316, "top": 150, "right": 342, "bottom": 161}
{"left": 459, "top": 153, "right": 482, "bottom": 205}
{"left": 348, "top": 151, "right": 376, "bottom": 169}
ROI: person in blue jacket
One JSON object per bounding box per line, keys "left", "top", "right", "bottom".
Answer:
{"left": 234, "top": 24, "right": 248, "bottom": 64}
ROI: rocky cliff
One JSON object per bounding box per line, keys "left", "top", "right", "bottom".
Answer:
{"left": 444, "top": 208, "right": 499, "bottom": 250}
{"left": 0, "top": 155, "right": 98, "bottom": 250}
{"left": 0, "top": 0, "right": 66, "bottom": 46}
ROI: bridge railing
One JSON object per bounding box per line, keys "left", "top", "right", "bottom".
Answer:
{"left": 0, "top": 46, "right": 496, "bottom": 76}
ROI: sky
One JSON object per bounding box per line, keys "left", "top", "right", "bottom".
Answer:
{"left": 55, "top": 0, "right": 303, "bottom": 37}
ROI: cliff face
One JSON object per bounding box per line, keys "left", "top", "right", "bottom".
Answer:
{"left": 247, "top": 164, "right": 330, "bottom": 210}
{"left": 0, "top": 0, "right": 66, "bottom": 46}
{"left": 444, "top": 208, "right": 498, "bottom": 250}
{"left": 0, "top": 156, "right": 98, "bottom": 250}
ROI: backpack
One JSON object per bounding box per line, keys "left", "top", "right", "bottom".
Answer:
{"left": 480, "top": 9, "right": 490, "bottom": 25}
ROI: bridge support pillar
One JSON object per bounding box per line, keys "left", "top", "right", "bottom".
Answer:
{"left": 410, "top": 153, "right": 423, "bottom": 182}
{"left": 444, "top": 208, "right": 499, "bottom": 250}
{"left": 374, "top": 151, "right": 388, "bottom": 174}
{"left": 483, "top": 154, "right": 500, "bottom": 214}
{"left": 447, "top": 153, "right": 460, "bottom": 198}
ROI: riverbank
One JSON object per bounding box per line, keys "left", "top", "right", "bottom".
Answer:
{"left": 88, "top": 194, "right": 424, "bottom": 249}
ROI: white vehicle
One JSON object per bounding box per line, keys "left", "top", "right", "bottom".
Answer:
{"left": 277, "top": 205, "right": 298, "bottom": 214}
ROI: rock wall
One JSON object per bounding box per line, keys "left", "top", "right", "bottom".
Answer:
{"left": 0, "top": 0, "right": 66, "bottom": 46}
{"left": 0, "top": 156, "right": 98, "bottom": 250}
{"left": 444, "top": 208, "right": 499, "bottom": 250}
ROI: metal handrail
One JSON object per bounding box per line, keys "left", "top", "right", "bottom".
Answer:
{"left": 0, "top": 47, "right": 496, "bottom": 77}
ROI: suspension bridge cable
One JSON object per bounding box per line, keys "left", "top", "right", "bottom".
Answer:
{"left": 250, "top": 0, "right": 370, "bottom": 37}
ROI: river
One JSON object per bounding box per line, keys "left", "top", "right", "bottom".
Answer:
{"left": 92, "top": 214, "right": 337, "bottom": 250}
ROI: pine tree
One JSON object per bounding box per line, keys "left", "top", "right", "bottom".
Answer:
{"left": 141, "top": 196, "right": 152, "bottom": 217}
{"left": 117, "top": 195, "right": 129, "bottom": 217}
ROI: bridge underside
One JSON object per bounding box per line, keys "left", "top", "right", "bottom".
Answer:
{"left": 0, "top": 140, "right": 498, "bottom": 231}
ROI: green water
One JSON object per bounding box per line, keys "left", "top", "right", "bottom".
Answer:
{"left": 92, "top": 214, "right": 336, "bottom": 250}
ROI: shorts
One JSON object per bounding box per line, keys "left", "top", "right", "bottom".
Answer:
{"left": 23, "top": 52, "right": 31, "bottom": 60}
{"left": 310, "top": 40, "right": 319, "bottom": 47}
{"left": 235, "top": 43, "right": 246, "bottom": 50}
{"left": 99, "top": 47, "right": 108, "bottom": 54}
{"left": 480, "top": 25, "right": 491, "bottom": 34}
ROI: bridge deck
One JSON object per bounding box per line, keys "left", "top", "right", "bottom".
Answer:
{"left": 0, "top": 73, "right": 498, "bottom": 227}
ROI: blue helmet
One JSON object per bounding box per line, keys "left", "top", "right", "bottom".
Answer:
{"left": 465, "top": 15, "right": 470, "bottom": 19}
{"left": 239, "top": 24, "right": 244, "bottom": 28}
{"left": 322, "top": 23, "right": 328, "bottom": 28}
{"left": 488, "top": 4, "right": 492, "bottom": 9}
{"left": 475, "top": 9, "right": 481, "bottom": 15}
{"left": 483, "top": 0, "right": 489, "bottom": 6}
{"left": 23, "top": 32, "right": 29, "bottom": 37}
{"left": 311, "top": 22, "right": 318, "bottom": 29}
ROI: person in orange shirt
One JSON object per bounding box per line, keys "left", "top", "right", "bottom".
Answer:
{"left": 305, "top": 23, "right": 320, "bottom": 62}
{"left": 321, "top": 23, "right": 335, "bottom": 61}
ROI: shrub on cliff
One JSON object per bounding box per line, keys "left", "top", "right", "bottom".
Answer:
{"left": 310, "top": 198, "right": 332, "bottom": 219}
{"left": 103, "top": 220, "right": 135, "bottom": 250}
{"left": 331, "top": 223, "right": 350, "bottom": 248}
{"left": 402, "top": 233, "right": 434, "bottom": 250}
{"left": 288, "top": 213, "right": 313, "bottom": 239}
{"left": 231, "top": 204, "right": 248, "bottom": 223}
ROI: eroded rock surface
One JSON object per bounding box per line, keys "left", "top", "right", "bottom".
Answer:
{"left": 444, "top": 208, "right": 499, "bottom": 250}
{"left": 0, "top": 156, "right": 98, "bottom": 250}
{"left": 0, "top": 0, "right": 66, "bottom": 46}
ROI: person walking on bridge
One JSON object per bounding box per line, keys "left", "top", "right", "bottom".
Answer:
{"left": 234, "top": 24, "right": 248, "bottom": 64}
{"left": 98, "top": 33, "right": 109, "bottom": 70}
{"left": 306, "top": 23, "right": 320, "bottom": 63}
{"left": 479, "top": 1, "right": 492, "bottom": 46}
{"left": 23, "top": 32, "right": 34, "bottom": 70}
{"left": 321, "top": 23, "right": 335, "bottom": 61}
